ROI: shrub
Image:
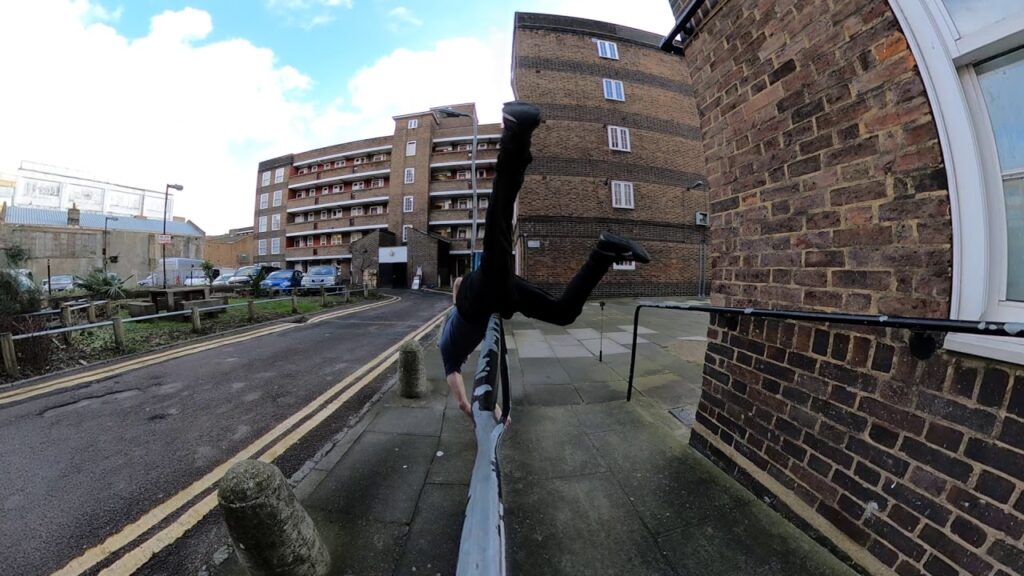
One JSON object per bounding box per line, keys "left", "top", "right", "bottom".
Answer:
{"left": 74, "top": 269, "right": 127, "bottom": 300}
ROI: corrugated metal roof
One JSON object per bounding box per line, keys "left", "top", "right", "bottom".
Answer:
{"left": 3, "top": 206, "right": 204, "bottom": 236}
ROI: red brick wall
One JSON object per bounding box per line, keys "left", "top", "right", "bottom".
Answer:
{"left": 683, "top": 1, "right": 1024, "bottom": 575}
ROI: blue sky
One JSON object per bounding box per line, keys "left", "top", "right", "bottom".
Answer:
{"left": 0, "top": 0, "right": 673, "bottom": 233}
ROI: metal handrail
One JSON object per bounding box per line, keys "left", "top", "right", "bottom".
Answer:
{"left": 626, "top": 302, "right": 1024, "bottom": 401}
{"left": 660, "top": 0, "right": 706, "bottom": 54}
{"left": 457, "top": 314, "right": 510, "bottom": 576}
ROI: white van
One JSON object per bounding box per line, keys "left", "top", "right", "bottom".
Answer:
{"left": 155, "top": 258, "right": 206, "bottom": 287}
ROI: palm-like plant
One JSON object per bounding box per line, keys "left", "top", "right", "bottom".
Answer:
{"left": 74, "top": 269, "right": 128, "bottom": 300}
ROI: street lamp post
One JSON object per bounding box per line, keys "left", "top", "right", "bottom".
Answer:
{"left": 163, "top": 183, "right": 184, "bottom": 288}
{"left": 435, "top": 107, "right": 479, "bottom": 270}
{"left": 103, "top": 216, "right": 119, "bottom": 273}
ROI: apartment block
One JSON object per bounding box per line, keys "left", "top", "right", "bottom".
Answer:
{"left": 252, "top": 105, "right": 501, "bottom": 287}
{"left": 511, "top": 12, "right": 709, "bottom": 298}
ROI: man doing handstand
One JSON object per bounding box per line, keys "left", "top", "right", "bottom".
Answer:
{"left": 439, "top": 101, "right": 651, "bottom": 419}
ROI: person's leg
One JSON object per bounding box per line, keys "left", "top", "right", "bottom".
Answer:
{"left": 467, "top": 102, "right": 541, "bottom": 320}
{"left": 511, "top": 232, "right": 653, "bottom": 326}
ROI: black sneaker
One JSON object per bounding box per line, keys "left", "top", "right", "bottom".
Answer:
{"left": 596, "top": 232, "right": 652, "bottom": 264}
{"left": 502, "top": 101, "right": 541, "bottom": 137}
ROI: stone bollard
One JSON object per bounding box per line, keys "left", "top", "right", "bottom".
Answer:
{"left": 190, "top": 306, "right": 202, "bottom": 333}
{"left": 1, "top": 333, "right": 18, "bottom": 377}
{"left": 218, "top": 460, "right": 330, "bottom": 576}
{"left": 398, "top": 339, "right": 427, "bottom": 398}
{"left": 320, "top": 286, "right": 326, "bottom": 307}
{"left": 111, "top": 317, "right": 125, "bottom": 349}
{"left": 248, "top": 300, "right": 256, "bottom": 323}
{"left": 291, "top": 292, "right": 299, "bottom": 314}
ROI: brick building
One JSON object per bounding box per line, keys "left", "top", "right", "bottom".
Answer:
{"left": 512, "top": 12, "right": 709, "bottom": 297}
{"left": 252, "top": 105, "right": 501, "bottom": 287}
{"left": 204, "top": 226, "right": 253, "bottom": 269}
{"left": 667, "top": 1, "right": 1024, "bottom": 575}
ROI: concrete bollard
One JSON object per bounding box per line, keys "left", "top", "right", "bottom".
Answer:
{"left": 104, "top": 301, "right": 114, "bottom": 318}
{"left": 320, "top": 286, "right": 326, "bottom": 307}
{"left": 343, "top": 288, "right": 349, "bottom": 304}
{"left": 218, "top": 460, "right": 330, "bottom": 576}
{"left": 111, "top": 317, "right": 125, "bottom": 349}
{"left": 1, "top": 333, "right": 18, "bottom": 377}
{"left": 398, "top": 339, "right": 427, "bottom": 398}
{"left": 291, "top": 293, "right": 299, "bottom": 314}
{"left": 248, "top": 300, "right": 256, "bottom": 323}
{"left": 363, "top": 285, "right": 368, "bottom": 299}
{"left": 86, "top": 304, "right": 97, "bottom": 324}
{"left": 190, "top": 306, "right": 202, "bottom": 333}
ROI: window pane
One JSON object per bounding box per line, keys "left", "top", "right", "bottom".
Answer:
{"left": 940, "top": 0, "right": 1021, "bottom": 37}
{"left": 1005, "top": 177, "right": 1024, "bottom": 301}
{"left": 977, "top": 48, "right": 1024, "bottom": 172}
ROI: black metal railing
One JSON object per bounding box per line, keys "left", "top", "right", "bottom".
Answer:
{"left": 661, "top": 0, "right": 707, "bottom": 54}
{"left": 626, "top": 302, "right": 1024, "bottom": 401}
{"left": 457, "top": 313, "right": 511, "bottom": 576}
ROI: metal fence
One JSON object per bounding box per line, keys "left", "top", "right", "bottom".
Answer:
{"left": 1, "top": 285, "right": 371, "bottom": 377}
{"left": 457, "top": 313, "right": 512, "bottom": 576}
{"left": 626, "top": 301, "right": 1024, "bottom": 401}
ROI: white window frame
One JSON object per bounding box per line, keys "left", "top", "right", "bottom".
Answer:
{"left": 371, "top": 178, "right": 385, "bottom": 188}
{"left": 611, "top": 180, "right": 635, "bottom": 209}
{"left": 404, "top": 168, "right": 415, "bottom": 184}
{"left": 321, "top": 186, "right": 329, "bottom": 195}
{"left": 332, "top": 184, "right": 343, "bottom": 193}
{"left": 354, "top": 157, "right": 365, "bottom": 165}
{"left": 335, "top": 160, "right": 345, "bottom": 168}
{"left": 332, "top": 209, "right": 343, "bottom": 218}
{"left": 890, "top": 0, "right": 1024, "bottom": 363}
{"left": 271, "top": 213, "right": 281, "bottom": 231}
{"left": 310, "top": 165, "right": 318, "bottom": 172}
{"left": 603, "top": 78, "right": 625, "bottom": 101}
{"left": 272, "top": 189, "right": 282, "bottom": 207}
{"left": 406, "top": 140, "right": 416, "bottom": 156}
{"left": 298, "top": 167, "right": 309, "bottom": 175}
{"left": 608, "top": 126, "right": 631, "bottom": 151}
{"left": 258, "top": 239, "right": 268, "bottom": 256}
{"left": 403, "top": 224, "right": 412, "bottom": 243}
{"left": 351, "top": 231, "right": 363, "bottom": 242}
{"left": 294, "top": 214, "right": 305, "bottom": 223}
{"left": 437, "top": 145, "right": 453, "bottom": 153}
{"left": 320, "top": 210, "right": 328, "bottom": 220}
{"left": 408, "top": 119, "right": 419, "bottom": 129}
{"left": 261, "top": 171, "right": 271, "bottom": 186}
{"left": 403, "top": 195, "right": 414, "bottom": 213}
{"left": 457, "top": 143, "right": 472, "bottom": 151}
{"left": 351, "top": 206, "right": 364, "bottom": 216}
{"left": 352, "top": 181, "right": 366, "bottom": 191}
{"left": 595, "top": 39, "right": 619, "bottom": 60}
{"left": 369, "top": 205, "right": 384, "bottom": 215}
{"left": 271, "top": 237, "right": 281, "bottom": 255}
{"left": 456, "top": 169, "right": 471, "bottom": 180}
{"left": 274, "top": 167, "right": 285, "bottom": 184}
{"left": 258, "top": 216, "right": 268, "bottom": 232}
{"left": 477, "top": 168, "right": 487, "bottom": 179}
{"left": 259, "top": 192, "right": 269, "bottom": 210}
{"left": 613, "top": 261, "right": 636, "bottom": 271}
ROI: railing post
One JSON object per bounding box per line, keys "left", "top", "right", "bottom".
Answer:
{"left": 291, "top": 292, "right": 299, "bottom": 314}
{"left": 363, "top": 284, "right": 368, "bottom": 299}
{"left": 343, "top": 287, "right": 349, "bottom": 303}
{"left": 86, "top": 303, "right": 97, "bottom": 324}
{"left": 111, "top": 317, "right": 125, "bottom": 349}
{"left": 60, "top": 304, "right": 73, "bottom": 345}
{"left": 1, "top": 333, "right": 18, "bottom": 378}
{"left": 320, "top": 286, "right": 326, "bottom": 307}
{"left": 104, "top": 301, "right": 114, "bottom": 318}
{"left": 248, "top": 300, "right": 256, "bottom": 323}
{"left": 190, "top": 306, "right": 201, "bottom": 333}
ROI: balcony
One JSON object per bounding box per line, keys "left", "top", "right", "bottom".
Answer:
{"left": 429, "top": 147, "right": 499, "bottom": 165}
{"left": 429, "top": 178, "right": 494, "bottom": 194}
{"left": 285, "top": 214, "right": 389, "bottom": 237}
{"left": 285, "top": 245, "right": 352, "bottom": 261}
{"left": 287, "top": 192, "right": 389, "bottom": 213}
{"left": 288, "top": 161, "right": 391, "bottom": 189}
{"left": 428, "top": 208, "right": 486, "bottom": 223}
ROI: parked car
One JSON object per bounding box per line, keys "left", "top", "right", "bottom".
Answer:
{"left": 183, "top": 269, "right": 210, "bottom": 287}
{"left": 41, "top": 274, "right": 76, "bottom": 292}
{"left": 210, "top": 268, "right": 237, "bottom": 291}
{"left": 300, "top": 265, "right": 345, "bottom": 291}
{"left": 226, "top": 265, "right": 280, "bottom": 289}
{"left": 260, "top": 269, "right": 303, "bottom": 293}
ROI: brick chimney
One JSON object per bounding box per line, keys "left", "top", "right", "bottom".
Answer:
{"left": 67, "top": 203, "right": 81, "bottom": 227}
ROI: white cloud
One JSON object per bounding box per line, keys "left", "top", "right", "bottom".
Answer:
{"left": 266, "top": 0, "right": 353, "bottom": 9}
{"left": 387, "top": 6, "right": 422, "bottom": 30}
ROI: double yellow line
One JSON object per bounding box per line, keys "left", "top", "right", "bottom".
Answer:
{"left": 53, "top": 305, "right": 451, "bottom": 576}
{"left": 0, "top": 297, "right": 397, "bottom": 408}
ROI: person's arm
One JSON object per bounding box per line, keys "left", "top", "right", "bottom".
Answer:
{"left": 446, "top": 371, "right": 473, "bottom": 419}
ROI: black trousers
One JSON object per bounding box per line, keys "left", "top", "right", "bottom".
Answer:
{"left": 456, "top": 128, "right": 613, "bottom": 326}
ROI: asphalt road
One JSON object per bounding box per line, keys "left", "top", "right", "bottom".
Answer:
{"left": 0, "top": 290, "right": 450, "bottom": 576}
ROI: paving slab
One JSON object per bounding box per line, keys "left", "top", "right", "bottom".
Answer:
{"left": 587, "top": 426, "right": 757, "bottom": 535}
{"left": 571, "top": 400, "right": 655, "bottom": 433}
{"left": 566, "top": 328, "right": 601, "bottom": 340}
{"left": 521, "top": 357, "right": 571, "bottom": 385}
{"left": 505, "top": 473, "right": 675, "bottom": 576}
{"left": 559, "top": 357, "right": 624, "bottom": 383}
{"left": 523, "top": 383, "right": 582, "bottom": 406}
{"left": 517, "top": 340, "right": 555, "bottom": 358}
{"left": 579, "top": 337, "right": 629, "bottom": 356}
{"left": 426, "top": 408, "right": 475, "bottom": 485}
{"left": 573, "top": 380, "right": 629, "bottom": 404}
{"left": 552, "top": 344, "right": 591, "bottom": 358}
{"left": 367, "top": 405, "right": 444, "bottom": 437}
{"left": 606, "top": 331, "right": 649, "bottom": 345}
{"left": 393, "top": 483, "right": 467, "bottom": 576}
{"left": 546, "top": 334, "right": 582, "bottom": 346}
{"left": 307, "top": 510, "right": 408, "bottom": 576}
{"left": 305, "top": 431, "right": 438, "bottom": 525}
{"left": 502, "top": 406, "right": 604, "bottom": 481}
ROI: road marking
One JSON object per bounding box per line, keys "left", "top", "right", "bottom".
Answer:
{"left": 0, "top": 297, "right": 398, "bottom": 407}
{"left": 54, "top": 305, "right": 451, "bottom": 576}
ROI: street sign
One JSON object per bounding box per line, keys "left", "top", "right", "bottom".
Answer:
{"left": 157, "top": 234, "right": 172, "bottom": 245}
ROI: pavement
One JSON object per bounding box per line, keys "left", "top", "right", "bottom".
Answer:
{"left": 0, "top": 291, "right": 451, "bottom": 576}
{"left": 212, "top": 296, "right": 860, "bottom": 576}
